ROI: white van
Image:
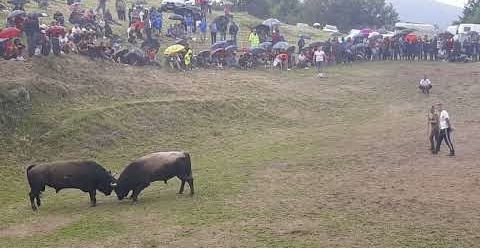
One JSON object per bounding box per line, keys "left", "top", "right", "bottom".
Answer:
{"left": 457, "top": 24, "right": 480, "bottom": 34}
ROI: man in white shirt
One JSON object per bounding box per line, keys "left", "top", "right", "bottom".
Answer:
{"left": 419, "top": 75, "right": 432, "bottom": 94}
{"left": 434, "top": 103, "right": 455, "bottom": 156}
{"left": 314, "top": 46, "right": 326, "bottom": 76}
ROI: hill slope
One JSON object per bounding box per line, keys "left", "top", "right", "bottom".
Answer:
{"left": 1, "top": 55, "right": 480, "bottom": 247}
{"left": 388, "top": 0, "right": 462, "bottom": 28}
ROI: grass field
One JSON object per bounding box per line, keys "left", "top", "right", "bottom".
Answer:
{"left": 1, "top": 56, "right": 480, "bottom": 247}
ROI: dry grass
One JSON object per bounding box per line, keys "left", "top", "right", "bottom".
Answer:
{"left": 1, "top": 55, "right": 480, "bottom": 247}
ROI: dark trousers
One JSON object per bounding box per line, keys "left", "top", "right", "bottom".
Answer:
{"left": 211, "top": 32, "right": 217, "bottom": 44}
{"left": 435, "top": 128, "right": 454, "bottom": 155}
{"left": 429, "top": 127, "right": 439, "bottom": 151}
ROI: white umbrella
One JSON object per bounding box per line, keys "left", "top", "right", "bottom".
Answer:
{"left": 263, "top": 18, "right": 281, "bottom": 27}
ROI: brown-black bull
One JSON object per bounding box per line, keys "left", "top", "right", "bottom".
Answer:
{"left": 26, "top": 160, "right": 117, "bottom": 211}
{"left": 114, "top": 152, "right": 194, "bottom": 202}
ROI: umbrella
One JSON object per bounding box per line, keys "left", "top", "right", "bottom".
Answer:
{"left": 7, "top": 10, "right": 25, "bottom": 19}
{"left": 174, "top": 7, "right": 197, "bottom": 17}
{"left": 263, "top": 18, "right": 281, "bottom": 27}
{"left": 210, "top": 40, "right": 228, "bottom": 50}
{"left": 223, "top": 1, "right": 234, "bottom": 6}
{"left": 211, "top": 48, "right": 225, "bottom": 57}
{"left": 438, "top": 31, "right": 454, "bottom": 39}
{"left": 250, "top": 47, "right": 266, "bottom": 55}
{"left": 164, "top": 44, "right": 185, "bottom": 55}
{"left": 353, "top": 33, "right": 369, "bottom": 39}
{"left": 175, "top": 39, "right": 189, "bottom": 46}
{"left": 198, "top": 50, "right": 211, "bottom": 58}
{"left": 31, "top": 12, "right": 49, "bottom": 18}
{"left": 272, "top": 41, "right": 289, "bottom": 50}
{"left": 360, "top": 28, "right": 373, "bottom": 34}
{"left": 394, "top": 29, "right": 417, "bottom": 37}
{"left": 225, "top": 45, "right": 237, "bottom": 53}
{"left": 368, "top": 32, "right": 381, "bottom": 39}
{"left": 169, "top": 14, "right": 184, "bottom": 21}
{"left": 287, "top": 46, "right": 296, "bottom": 53}
{"left": 0, "top": 27, "right": 22, "bottom": 39}
{"left": 259, "top": 41, "right": 272, "bottom": 50}
{"left": 313, "top": 23, "right": 321, "bottom": 28}
{"left": 405, "top": 33, "right": 417, "bottom": 43}
{"left": 254, "top": 24, "right": 270, "bottom": 34}
{"left": 113, "top": 48, "right": 129, "bottom": 58}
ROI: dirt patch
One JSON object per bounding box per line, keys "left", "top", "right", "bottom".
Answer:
{"left": 0, "top": 215, "right": 77, "bottom": 238}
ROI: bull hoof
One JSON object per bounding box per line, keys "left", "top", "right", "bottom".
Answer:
{"left": 32, "top": 206, "right": 37, "bottom": 211}
{"left": 177, "top": 192, "right": 184, "bottom": 195}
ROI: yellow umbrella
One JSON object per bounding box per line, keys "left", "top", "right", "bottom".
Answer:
{"left": 164, "top": 44, "right": 185, "bottom": 55}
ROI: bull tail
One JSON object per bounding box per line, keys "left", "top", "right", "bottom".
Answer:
{"left": 184, "top": 152, "right": 192, "bottom": 177}
{"left": 26, "top": 164, "right": 36, "bottom": 188}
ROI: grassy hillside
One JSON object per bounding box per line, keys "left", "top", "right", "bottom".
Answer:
{"left": 0, "top": 0, "right": 329, "bottom": 53}
{"left": 1, "top": 55, "right": 480, "bottom": 247}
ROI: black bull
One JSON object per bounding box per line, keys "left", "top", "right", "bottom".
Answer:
{"left": 26, "top": 160, "right": 117, "bottom": 211}
{"left": 114, "top": 152, "right": 194, "bottom": 201}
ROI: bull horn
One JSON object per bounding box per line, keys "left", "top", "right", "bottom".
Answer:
{"left": 110, "top": 182, "right": 117, "bottom": 187}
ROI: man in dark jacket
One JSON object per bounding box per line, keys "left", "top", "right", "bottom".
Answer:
{"left": 23, "top": 14, "right": 40, "bottom": 56}
{"left": 298, "top": 36, "right": 305, "bottom": 54}
{"left": 229, "top": 21, "right": 238, "bottom": 45}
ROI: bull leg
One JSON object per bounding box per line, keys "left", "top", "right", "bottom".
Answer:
{"left": 187, "top": 178, "right": 194, "bottom": 195}
{"left": 35, "top": 193, "right": 41, "bottom": 207}
{"left": 89, "top": 190, "right": 97, "bottom": 207}
{"left": 131, "top": 183, "right": 149, "bottom": 202}
{"left": 178, "top": 179, "right": 186, "bottom": 194}
{"left": 29, "top": 191, "right": 37, "bottom": 211}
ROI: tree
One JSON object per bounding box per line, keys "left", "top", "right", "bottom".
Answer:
{"left": 459, "top": 0, "right": 480, "bottom": 23}
{"left": 245, "top": 0, "right": 302, "bottom": 24}
{"left": 302, "top": 0, "right": 399, "bottom": 32}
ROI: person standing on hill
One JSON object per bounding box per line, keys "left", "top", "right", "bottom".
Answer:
{"left": 434, "top": 103, "right": 455, "bottom": 156}
{"left": 314, "top": 46, "right": 326, "bottom": 77}
{"left": 23, "top": 14, "right": 40, "bottom": 57}
{"left": 248, "top": 30, "right": 259, "bottom": 47}
{"left": 229, "top": 21, "right": 238, "bottom": 45}
{"left": 210, "top": 21, "right": 217, "bottom": 44}
{"left": 199, "top": 18, "right": 207, "bottom": 43}
{"left": 298, "top": 36, "right": 305, "bottom": 53}
{"left": 115, "top": 0, "right": 126, "bottom": 21}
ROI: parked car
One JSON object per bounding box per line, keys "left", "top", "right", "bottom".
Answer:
{"left": 161, "top": 0, "right": 194, "bottom": 11}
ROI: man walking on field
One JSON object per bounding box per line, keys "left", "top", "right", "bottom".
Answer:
{"left": 434, "top": 103, "right": 455, "bottom": 156}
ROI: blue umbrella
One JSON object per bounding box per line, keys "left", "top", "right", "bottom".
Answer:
{"left": 225, "top": 45, "right": 237, "bottom": 53}
{"left": 272, "top": 41, "right": 289, "bottom": 50}
{"left": 250, "top": 47, "right": 266, "bottom": 55}
{"left": 259, "top": 42, "right": 272, "bottom": 50}
{"left": 210, "top": 40, "right": 228, "bottom": 50}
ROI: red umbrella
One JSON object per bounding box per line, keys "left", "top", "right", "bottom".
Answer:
{"left": 405, "top": 33, "right": 417, "bottom": 43}
{"left": 0, "top": 27, "right": 22, "bottom": 39}
{"left": 360, "top": 28, "right": 373, "bottom": 34}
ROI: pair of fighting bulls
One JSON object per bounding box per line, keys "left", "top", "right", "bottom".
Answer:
{"left": 26, "top": 151, "right": 194, "bottom": 211}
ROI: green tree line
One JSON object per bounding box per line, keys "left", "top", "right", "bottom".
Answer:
{"left": 459, "top": 0, "right": 480, "bottom": 23}
{"left": 243, "top": 0, "right": 399, "bottom": 32}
